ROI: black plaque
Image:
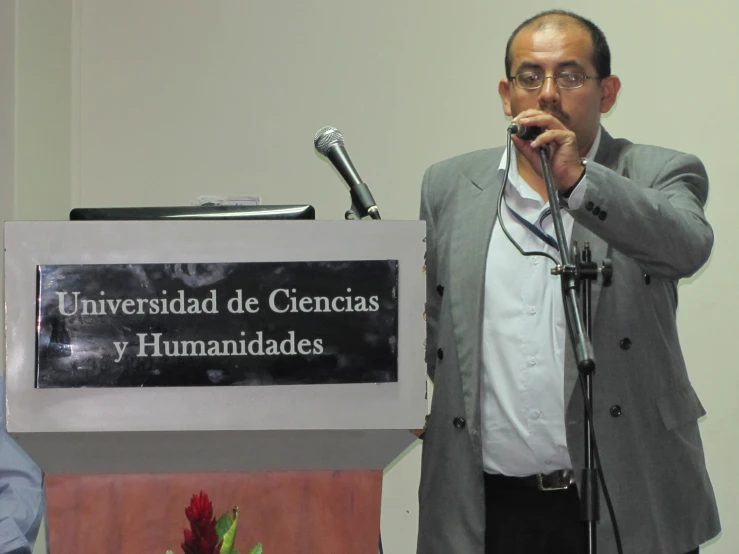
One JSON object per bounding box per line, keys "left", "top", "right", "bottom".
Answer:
{"left": 36, "top": 261, "right": 398, "bottom": 388}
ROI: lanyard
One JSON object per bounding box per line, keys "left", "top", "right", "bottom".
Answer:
{"left": 503, "top": 196, "right": 559, "bottom": 251}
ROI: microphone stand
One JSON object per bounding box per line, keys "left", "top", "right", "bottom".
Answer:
{"left": 343, "top": 187, "right": 382, "bottom": 221}
{"left": 538, "top": 146, "right": 612, "bottom": 554}
{"left": 344, "top": 208, "right": 357, "bottom": 220}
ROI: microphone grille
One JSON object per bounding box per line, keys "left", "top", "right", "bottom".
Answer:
{"left": 314, "top": 126, "right": 344, "bottom": 155}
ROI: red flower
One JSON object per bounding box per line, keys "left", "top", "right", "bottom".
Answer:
{"left": 181, "top": 491, "right": 220, "bottom": 554}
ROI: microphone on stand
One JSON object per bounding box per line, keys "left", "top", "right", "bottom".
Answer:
{"left": 508, "top": 123, "right": 545, "bottom": 141}
{"left": 313, "top": 126, "right": 381, "bottom": 220}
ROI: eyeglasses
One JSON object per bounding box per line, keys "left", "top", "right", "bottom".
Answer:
{"left": 511, "top": 71, "right": 599, "bottom": 90}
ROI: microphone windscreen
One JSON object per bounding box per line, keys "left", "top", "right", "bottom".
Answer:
{"left": 510, "top": 123, "right": 544, "bottom": 140}
{"left": 314, "top": 126, "right": 344, "bottom": 155}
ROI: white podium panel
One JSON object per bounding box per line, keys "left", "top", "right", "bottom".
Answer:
{"left": 4, "top": 220, "right": 427, "bottom": 472}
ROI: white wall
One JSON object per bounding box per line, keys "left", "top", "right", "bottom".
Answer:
{"left": 11, "top": 1, "right": 738, "bottom": 552}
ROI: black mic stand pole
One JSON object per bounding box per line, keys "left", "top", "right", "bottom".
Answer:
{"left": 537, "top": 146, "right": 611, "bottom": 554}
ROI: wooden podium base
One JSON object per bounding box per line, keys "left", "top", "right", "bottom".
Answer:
{"left": 45, "top": 470, "right": 383, "bottom": 554}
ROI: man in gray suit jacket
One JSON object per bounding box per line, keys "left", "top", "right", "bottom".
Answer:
{"left": 417, "top": 10, "right": 720, "bottom": 554}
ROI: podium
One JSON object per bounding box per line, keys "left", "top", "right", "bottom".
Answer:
{"left": 3, "top": 220, "right": 427, "bottom": 554}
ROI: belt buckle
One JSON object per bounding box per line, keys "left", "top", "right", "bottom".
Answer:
{"left": 536, "top": 470, "right": 573, "bottom": 492}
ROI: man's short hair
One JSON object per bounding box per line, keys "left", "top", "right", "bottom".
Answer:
{"left": 504, "top": 10, "right": 611, "bottom": 79}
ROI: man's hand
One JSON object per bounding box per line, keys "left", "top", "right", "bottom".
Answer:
{"left": 511, "top": 109, "right": 584, "bottom": 192}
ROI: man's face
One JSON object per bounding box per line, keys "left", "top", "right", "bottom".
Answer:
{"left": 499, "top": 22, "right": 619, "bottom": 154}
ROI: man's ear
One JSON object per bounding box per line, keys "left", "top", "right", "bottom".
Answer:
{"left": 600, "top": 75, "right": 621, "bottom": 113}
{"left": 499, "top": 79, "right": 512, "bottom": 117}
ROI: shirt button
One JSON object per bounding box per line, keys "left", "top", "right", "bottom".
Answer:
{"left": 528, "top": 357, "right": 537, "bottom": 366}
{"left": 533, "top": 257, "right": 540, "bottom": 265}
{"left": 529, "top": 307, "right": 537, "bottom": 315}
{"left": 544, "top": 460, "right": 552, "bottom": 466}
{"left": 531, "top": 409, "right": 541, "bottom": 419}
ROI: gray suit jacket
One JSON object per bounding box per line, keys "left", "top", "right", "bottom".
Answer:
{"left": 417, "top": 129, "right": 721, "bottom": 554}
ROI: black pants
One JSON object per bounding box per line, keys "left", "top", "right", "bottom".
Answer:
{"left": 484, "top": 472, "right": 699, "bottom": 554}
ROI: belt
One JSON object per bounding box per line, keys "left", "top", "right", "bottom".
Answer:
{"left": 484, "top": 469, "right": 576, "bottom": 492}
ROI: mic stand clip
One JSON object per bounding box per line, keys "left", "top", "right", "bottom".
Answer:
{"left": 343, "top": 187, "right": 382, "bottom": 221}
{"left": 550, "top": 259, "right": 612, "bottom": 286}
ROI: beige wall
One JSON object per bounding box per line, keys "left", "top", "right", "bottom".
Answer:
{"left": 8, "top": 1, "right": 737, "bottom": 552}
{"left": 0, "top": 0, "right": 16, "bottom": 371}
{"left": 16, "top": 0, "right": 72, "bottom": 221}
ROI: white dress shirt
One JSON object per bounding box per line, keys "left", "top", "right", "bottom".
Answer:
{"left": 0, "top": 377, "right": 45, "bottom": 553}
{"left": 480, "top": 129, "right": 601, "bottom": 476}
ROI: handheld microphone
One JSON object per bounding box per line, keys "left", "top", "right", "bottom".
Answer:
{"left": 509, "top": 123, "right": 544, "bottom": 141}
{"left": 314, "top": 126, "right": 381, "bottom": 220}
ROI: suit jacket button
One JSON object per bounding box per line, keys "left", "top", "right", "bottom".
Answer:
{"left": 598, "top": 210, "right": 608, "bottom": 221}
{"left": 644, "top": 273, "right": 651, "bottom": 285}
{"left": 453, "top": 417, "right": 466, "bottom": 429}
{"left": 610, "top": 405, "right": 622, "bottom": 418}
{"left": 437, "top": 348, "right": 444, "bottom": 360}
{"left": 436, "top": 284, "right": 444, "bottom": 296}
{"left": 585, "top": 201, "right": 594, "bottom": 211}
{"left": 619, "top": 338, "right": 632, "bottom": 350}
{"left": 592, "top": 206, "right": 601, "bottom": 216}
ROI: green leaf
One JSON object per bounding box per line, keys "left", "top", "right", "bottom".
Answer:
{"left": 216, "top": 511, "right": 235, "bottom": 540}
{"left": 249, "top": 544, "right": 263, "bottom": 554}
{"left": 218, "top": 508, "right": 239, "bottom": 554}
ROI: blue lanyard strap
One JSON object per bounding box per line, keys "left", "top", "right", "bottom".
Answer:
{"left": 503, "top": 195, "right": 559, "bottom": 251}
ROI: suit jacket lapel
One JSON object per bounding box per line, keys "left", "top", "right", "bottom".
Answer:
{"left": 448, "top": 150, "right": 503, "bottom": 438}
